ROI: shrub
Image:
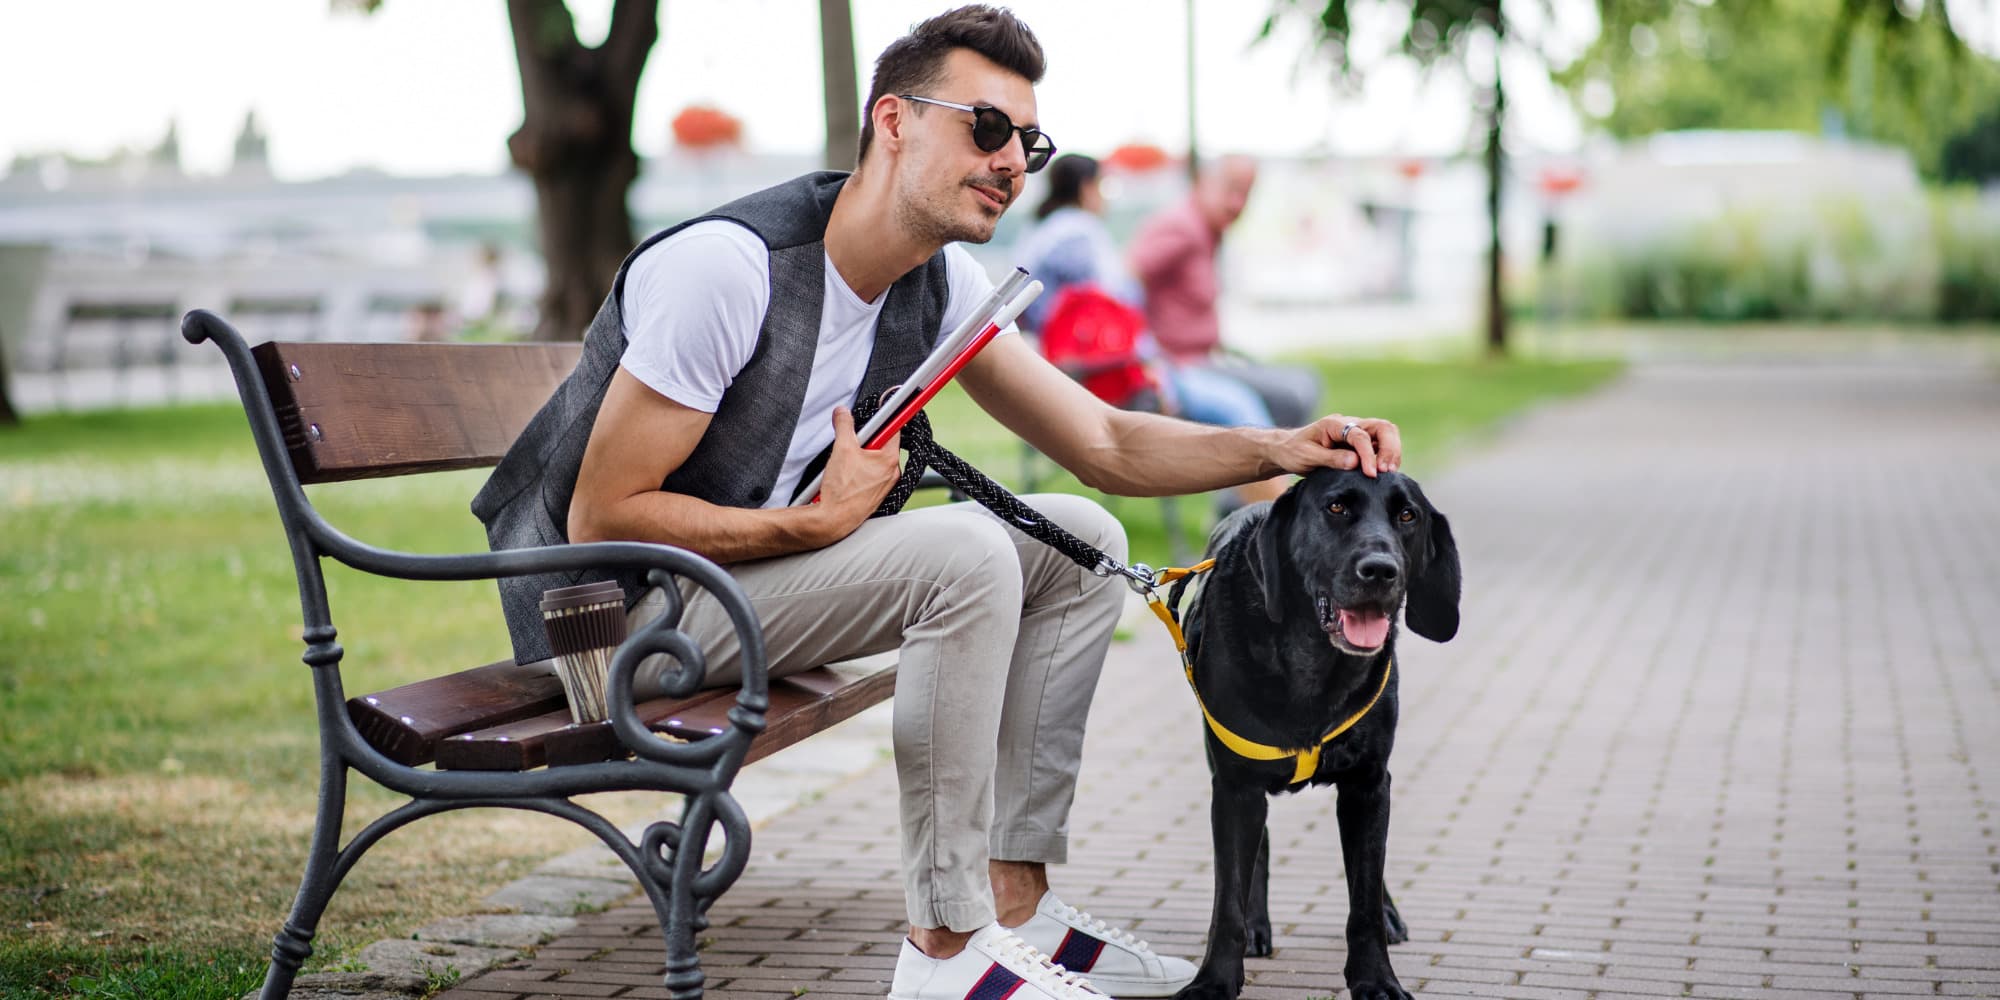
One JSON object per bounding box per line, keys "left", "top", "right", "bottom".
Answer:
{"left": 1934, "top": 188, "right": 2000, "bottom": 322}
{"left": 1532, "top": 189, "right": 1998, "bottom": 323}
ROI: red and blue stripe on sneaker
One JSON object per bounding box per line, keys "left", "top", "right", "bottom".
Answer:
{"left": 964, "top": 963, "right": 1027, "bottom": 1000}
{"left": 1049, "top": 930, "right": 1106, "bottom": 974}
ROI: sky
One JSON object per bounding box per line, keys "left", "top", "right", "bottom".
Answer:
{"left": 0, "top": 0, "right": 1616, "bottom": 180}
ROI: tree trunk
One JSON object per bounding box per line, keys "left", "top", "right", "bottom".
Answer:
{"left": 1484, "top": 3, "right": 1509, "bottom": 357}
{"left": 506, "top": 0, "right": 656, "bottom": 342}
{"left": 1186, "top": 0, "right": 1200, "bottom": 181}
{"left": 0, "top": 346, "right": 18, "bottom": 426}
{"left": 524, "top": 155, "right": 639, "bottom": 341}
{"left": 820, "top": 0, "right": 859, "bottom": 171}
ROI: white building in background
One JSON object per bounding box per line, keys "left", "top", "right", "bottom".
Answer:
{"left": 1558, "top": 130, "right": 1925, "bottom": 245}
{"left": 0, "top": 125, "right": 1933, "bottom": 406}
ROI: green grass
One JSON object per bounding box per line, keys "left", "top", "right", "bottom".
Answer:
{"left": 0, "top": 947, "right": 265, "bottom": 1000}
{"left": 0, "top": 354, "right": 1619, "bottom": 994}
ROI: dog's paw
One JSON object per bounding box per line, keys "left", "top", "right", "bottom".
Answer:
{"left": 1244, "top": 917, "right": 1273, "bottom": 958}
{"left": 1382, "top": 899, "right": 1408, "bottom": 946}
{"left": 1344, "top": 959, "right": 1408, "bottom": 1000}
{"left": 1345, "top": 979, "right": 1412, "bottom": 1000}
{"left": 1344, "top": 976, "right": 1408, "bottom": 1000}
{"left": 1172, "top": 971, "right": 1241, "bottom": 1000}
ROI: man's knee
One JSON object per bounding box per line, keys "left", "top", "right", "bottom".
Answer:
{"left": 897, "top": 508, "right": 1026, "bottom": 607}
{"left": 1021, "top": 493, "right": 1128, "bottom": 565}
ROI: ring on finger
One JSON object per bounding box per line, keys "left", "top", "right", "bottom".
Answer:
{"left": 1340, "top": 421, "right": 1361, "bottom": 441}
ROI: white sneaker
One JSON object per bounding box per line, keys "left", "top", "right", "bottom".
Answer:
{"left": 1011, "top": 892, "right": 1197, "bottom": 998}
{"left": 890, "top": 923, "right": 1103, "bottom": 1000}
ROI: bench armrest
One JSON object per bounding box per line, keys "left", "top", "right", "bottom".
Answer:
{"left": 305, "top": 520, "right": 770, "bottom": 769}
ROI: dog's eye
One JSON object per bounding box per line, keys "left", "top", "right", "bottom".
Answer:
{"left": 1327, "top": 502, "right": 1347, "bottom": 516}
{"left": 1399, "top": 507, "right": 1418, "bottom": 524}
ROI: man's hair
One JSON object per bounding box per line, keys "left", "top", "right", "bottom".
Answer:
{"left": 856, "top": 5, "right": 1046, "bottom": 168}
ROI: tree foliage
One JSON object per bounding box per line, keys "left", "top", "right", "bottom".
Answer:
{"left": 1942, "top": 103, "right": 2000, "bottom": 184}
{"left": 1565, "top": 0, "right": 2000, "bottom": 175}
{"left": 1263, "top": 0, "right": 1995, "bottom": 351}
{"left": 1263, "top": 0, "right": 1530, "bottom": 353}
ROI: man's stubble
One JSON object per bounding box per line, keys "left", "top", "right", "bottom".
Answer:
{"left": 893, "top": 155, "right": 1012, "bottom": 247}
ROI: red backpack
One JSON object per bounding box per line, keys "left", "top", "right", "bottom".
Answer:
{"left": 1035, "top": 283, "right": 1153, "bottom": 408}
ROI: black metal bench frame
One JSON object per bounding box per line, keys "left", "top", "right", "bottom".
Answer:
{"left": 186, "top": 309, "right": 772, "bottom": 1000}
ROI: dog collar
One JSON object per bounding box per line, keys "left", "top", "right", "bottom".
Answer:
{"left": 1145, "top": 576, "right": 1394, "bottom": 786}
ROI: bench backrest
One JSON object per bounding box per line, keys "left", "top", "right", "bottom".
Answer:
{"left": 250, "top": 341, "right": 581, "bottom": 484}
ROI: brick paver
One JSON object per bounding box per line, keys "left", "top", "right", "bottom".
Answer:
{"left": 445, "top": 358, "right": 2000, "bottom": 999}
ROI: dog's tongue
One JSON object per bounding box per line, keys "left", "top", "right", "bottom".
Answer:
{"left": 1338, "top": 607, "right": 1391, "bottom": 649}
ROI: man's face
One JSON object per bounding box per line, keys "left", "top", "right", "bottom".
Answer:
{"left": 1200, "top": 158, "right": 1257, "bottom": 231}
{"left": 892, "top": 47, "right": 1039, "bottom": 246}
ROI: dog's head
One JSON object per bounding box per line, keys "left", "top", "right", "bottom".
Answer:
{"left": 1245, "top": 467, "right": 1461, "bottom": 652}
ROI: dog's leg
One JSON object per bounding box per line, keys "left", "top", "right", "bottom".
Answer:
{"left": 1336, "top": 769, "right": 1409, "bottom": 1000}
{"left": 1244, "top": 826, "right": 1272, "bottom": 957}
{"left": 1174, "top": 776, "right": 1268, "bottom": 1000}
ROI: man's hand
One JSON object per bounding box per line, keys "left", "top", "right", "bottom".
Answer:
{"left": 813, "top": 406, "right": 903, "bottom": 540}
{"left": 1270, "top": 414, "right": 1403, "bottom": 478}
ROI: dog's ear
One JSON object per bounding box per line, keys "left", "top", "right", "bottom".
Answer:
{"left": 1247, "top": 486, "right": 1298, "bottom": 623}
{"left": 1403, "top": 486, "right": 1461, "bottom": 643}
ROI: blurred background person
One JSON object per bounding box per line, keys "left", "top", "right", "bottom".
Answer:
{"left": 1014, "top": 154, "right": 1144, "bottom": 330}
{"left": 1130, "top": 155, "right": 1324, "bottom": 480}
{"left": 1016, "top": 153, "right": 1291, "bottom": 505}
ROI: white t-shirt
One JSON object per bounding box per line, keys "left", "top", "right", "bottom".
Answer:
{"left": 619, "top": 219, "right": 1011, "bottom": 508}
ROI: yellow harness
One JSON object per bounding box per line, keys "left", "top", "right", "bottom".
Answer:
{"left": 1145, "top": 561, "right": 1394, "bottom": 786}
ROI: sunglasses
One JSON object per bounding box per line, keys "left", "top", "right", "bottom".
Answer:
{"left": 899, "top": 95, "right": 1056, "bottom": 173}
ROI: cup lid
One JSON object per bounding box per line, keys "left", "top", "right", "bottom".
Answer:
{"left": 541, "top": 579, "right": 625, "bottom": 613}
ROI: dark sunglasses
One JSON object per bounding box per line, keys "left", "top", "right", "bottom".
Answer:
{"left": 899, "top": 94, "right": 1056, "bottom": 173}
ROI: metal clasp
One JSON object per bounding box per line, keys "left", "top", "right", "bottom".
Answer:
{"left": 1091, "top": 557, "right": 1157, "bottom": 594}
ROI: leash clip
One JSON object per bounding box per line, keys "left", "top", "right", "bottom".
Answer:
{"left": 1090, "top": 556, "right": 1157, "bottom": 594}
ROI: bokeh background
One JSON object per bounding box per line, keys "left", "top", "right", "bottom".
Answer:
{"left": 3, "top": 1, "right": 1997, "bottom": 996}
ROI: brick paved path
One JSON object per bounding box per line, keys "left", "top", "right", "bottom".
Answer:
{"left": 444, "top": 359, "right": 2000, "bottom": 1000}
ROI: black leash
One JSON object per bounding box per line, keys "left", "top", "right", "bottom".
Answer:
{"left": 856, "top": 392, "right": 1126, "bottom": 581}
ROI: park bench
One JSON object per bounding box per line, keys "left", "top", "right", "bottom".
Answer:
{"left": 184, "top": 310, "right": 897, "bottom": 1000}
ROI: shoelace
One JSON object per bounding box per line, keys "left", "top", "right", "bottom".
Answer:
{"left": 994, "top": 931, "right": 1101, "bottom": 998}
{"left": 1052, "top": 901, "right": 1153, "bottom": 955}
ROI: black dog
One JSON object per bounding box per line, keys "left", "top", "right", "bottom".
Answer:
{"left": 1170, "top": 468, "right": 1460, "bottom": 1000}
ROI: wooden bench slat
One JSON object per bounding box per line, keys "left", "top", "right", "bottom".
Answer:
{"left": 660, "top": 663, "right": 899, "bottom": 767}
{"left": 429, "top": 706, "right": 574, "bottom": 771}
{"left": 430, "top": 663, "right": 897, "bottom": 771}
{"left": 434, "top": 688, "right": 736, "bottom": 771}
{"left": 346, "top": 659, "right": 566, "bottom": 766}
{"left": 541, "top": 689, "right": 739, "bottom": 768}
{"left": 250, "top": 341, "right": 582, "bottom": 484}
{"left": 749, "top": 663, "right": 898, "bottom": 765}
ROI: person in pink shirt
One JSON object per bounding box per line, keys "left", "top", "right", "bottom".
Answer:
{"left": 1130, "top": 156, "right": 1323, "bottom": 503}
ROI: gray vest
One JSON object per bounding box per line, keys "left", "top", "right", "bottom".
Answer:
{"left": 472, "top": 171, "right": 952, "bottom": 664}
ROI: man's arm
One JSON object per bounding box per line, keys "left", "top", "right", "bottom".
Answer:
{"left": 958, "top": 335, "right": 1401, "bottom": 497}
{"left": 567, "top": 367, "right": 902, "bottom": 563}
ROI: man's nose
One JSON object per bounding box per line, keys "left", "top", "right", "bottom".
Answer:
{"left": 991, "top": 135, "right": 1027, "bottom": 175}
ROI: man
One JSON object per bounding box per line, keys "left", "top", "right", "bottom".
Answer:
{"left": 473, "top": 8, "right": 1401, "bottom": 1000}
{"left": 1130, "top": 156, "right": 1327, "bottom": 503}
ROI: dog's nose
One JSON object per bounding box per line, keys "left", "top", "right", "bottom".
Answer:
{"left": 1356, "top": 556, "right": 1400, "bottom": 583}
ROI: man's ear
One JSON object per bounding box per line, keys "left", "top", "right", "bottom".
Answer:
{"left": 1403, "top": 484, "right": 1461, "bottom": 643}
{"left": 1246, "top": 487, "right": 1298, "bottom": 623}
{"left": 871, "top": 94, "right": 906, "bottom": 153}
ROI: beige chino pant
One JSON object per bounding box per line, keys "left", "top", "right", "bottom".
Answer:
{"left": 628, "top": 494, "right": 1128, "bottom": 931}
